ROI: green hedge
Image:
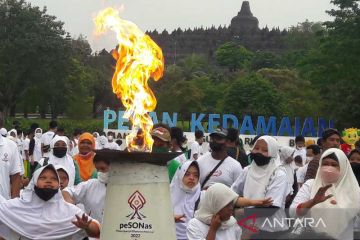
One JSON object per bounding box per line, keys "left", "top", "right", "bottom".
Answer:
{"left": 4, "top": 118, "right": 105, "bottom": 135}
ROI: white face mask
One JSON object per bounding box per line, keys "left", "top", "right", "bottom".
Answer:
{"left": 306, "top": 156, "right": 314, "bottom": 162}
{"left": 35, "top": 133, "right": 42, "bottom": 138}
{"left": 97, "top": 172, "right": 109, "bottom": 184}
{"left": 107, "top": 136, "right": 114, "bottom": 141}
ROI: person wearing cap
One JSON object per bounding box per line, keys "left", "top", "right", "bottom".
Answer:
{"left": 196, "top": 128, "right": 242, "bottom": 189}
{"left": 150, "top": 125, "right": 181, "bottom": 181}
{"left": 304, "top": 128, "right": 341, "bottom": 182}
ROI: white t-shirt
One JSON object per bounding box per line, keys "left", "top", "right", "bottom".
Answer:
{"left": 23, "top": 138, "right": 30, "bottom": 155}
{"left": 33, "top": 137, "right": 42, "bottom": 162}
{"left": 189, "top": 141, "right": 201, "bottom": 161}
{"left": 105, "top": 141, "right": 120, "bottom": 150}
{"left": 64, "top": 179, "right": 106, "bottom": 223}
{"left": 197, "top": 152, "right": 242, "bottom": 188}
{"left": 293, "top": 148, "right": 307, "bottom": 165}
{"left": 0, "top": 137, "right": 22, "bottom": 200}
{"left": 296, "top": 163, "right": 308, "bottom": 184}
{"left": 41, "top": 131, "right": 56, "bottom": 157}
{"left": 174, "top": 151, "right": 188, "bottom": 165}
{"left": 187, "top": 218, "right": 242, "bottom": 240}
{"left": 231, "top": 166, "right": 289, "bottom": 232}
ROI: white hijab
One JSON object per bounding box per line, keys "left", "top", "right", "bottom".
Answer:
{"left": 7, "top": 129, "right": 17, "bottom": 142}
{"left": 243, "top": 136, "right": 281, "bottom": 199}
{"left": 194, "top": 183, "right": 238, "bottom": 230}
{"left": 170, "top": 161, "right": 201, "bottom": 219}
{"left": 310, "top": 148, "right": 360, "bottom": 238}
{"left": 279, "top": 146, "right": 295, "bottom": 195}
{"left": 0, "top": 165, "right": 84, "bottom": 240}
{"left": 35, "top": 128, "right": 43, "bottom": 139}
{"left": 48, "top": 136, "right": 76, "bottom": 187}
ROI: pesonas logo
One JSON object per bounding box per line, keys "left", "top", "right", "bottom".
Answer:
{"left": 126, "top": 190, "right": 146, "bottom": 220}
{"left": 119, "top": 221, "right": 152, "bottom": 230}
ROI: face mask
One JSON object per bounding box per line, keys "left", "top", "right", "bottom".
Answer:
{"left": 97, "top": 171, "right": 109, "bottom": 184}
{"left": 296, "top": 146, "right": 304, "bottom": 150}
{"left": 306, "top": 156, "right": 314, "bottom": 162}
{"left": 209, "top": 142, "right": 225, "bottom": 152}
{"left": 108, "top": 136, "right": 114, "bottom": 141}
{"left": 34, "top": 186, "right": 58, "bottom": 201}
{"left": 35, "top": 133, "right": 42, "bottom": 138}
{"left": 320, "top": 165, "right": 341, "bottom": 184}
{"left": 250, "top": 152, "right": 271, "bottom": 166}
{"left": 53, "top": 147, "right": 67, "bottom": 158}
{"left": 152, "top": 146, "right": 169, "bottom": 153}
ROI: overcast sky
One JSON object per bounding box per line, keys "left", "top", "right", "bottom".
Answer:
{"left": 28, "top": 0, "right": 335, "bottom": 51}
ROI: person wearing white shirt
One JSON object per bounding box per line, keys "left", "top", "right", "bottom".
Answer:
{"left": 170, "top": 127, "right": 188, "bottom": 165}
{"left": 63, "top": 154, "right": 109, "bottom": 224}
{"left": 105, "top": 131, "right": 120, "bottom": 150}
{"left": 197, "top": 128, "right": 242, "bottom": 189}
{"left": 293, "top": 135, "right": 307, "bottom": 166}
{"left": 290, "top": 148, "right": 360, "bottom": 240}
{"left": 0, "top": 134, "right": 22, "bottom": 199}
{"left": 41, "top": 120, "right": 57, "bottom": 158}
{"left": 189, "top": 130, "right": 204, "bottom": 161}
{"left": 296, "top": 144, "right": 321, "bottom": 188}
{"left": 231, "top": 135, "right": 289, "bottom": 238}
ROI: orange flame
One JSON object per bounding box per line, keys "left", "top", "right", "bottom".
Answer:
{"left": 94, "top": 8, "right": 164, "bottom": 152}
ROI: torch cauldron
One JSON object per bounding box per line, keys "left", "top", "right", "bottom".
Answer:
{"left": 96, "top": 149, "right": 180, "bottom": 240}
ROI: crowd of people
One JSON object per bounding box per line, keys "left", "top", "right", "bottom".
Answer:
{"left": 0, "top": 120, "right": 360, "bottom": 240}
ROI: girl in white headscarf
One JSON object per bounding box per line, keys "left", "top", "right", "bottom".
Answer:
{"left": 0, "top": 164, "right": 100, "bottom": 240}
{"left": 38, "top": 136, "right": 77, "bottom": 187}
{"left": 290, "top": 148, "right": 360, "bottom": 239}
{"left": 279, "top": 146, "right": 297, "bottom": 208}
{"left": 231, "top": 135, "right": 289, "bottom": 237}
{"left": 186, "top": 183, "right": 243, "bottom": 240}
{"left": 32, "top": 128, "right": 43, "bottom": 163}
{"left": 171, "top": 161, "right": 201, "bottom": 240}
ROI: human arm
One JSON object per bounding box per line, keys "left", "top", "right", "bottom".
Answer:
{"left": 235, "top": 197, "right": 273, "bottom": 208}
{"left": 10, "top": 173, "right": 21, "bottom": 198}
{"left": 62, "top": 190, "right": 75, "bottom": 204}
{"left": 72, "top": 213, "right": 100, "bottom": 238}
{"left": 206, "top": 214, "right": 221, "bottom": 240}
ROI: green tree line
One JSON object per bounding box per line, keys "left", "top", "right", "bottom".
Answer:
{"left": 0, "top": 0, "right": 358, "bottom": 130}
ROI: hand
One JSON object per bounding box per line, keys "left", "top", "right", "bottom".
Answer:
{"left": 312, "top": 184, "right": 334, "bottom": 205}
{"left": 174, "top": 214, "right": 186, "bottom": 223}
{"left": 72, "top": 213, "right": 92, "bottom": 230}
{"left": 210, "top": 214, "right": 222, "bottom": 230}
{"left": 251, "top": 197, "right": 273, "bottom": 207}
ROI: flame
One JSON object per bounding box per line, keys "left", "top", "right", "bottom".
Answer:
{"left": 94, "top": 8, "right": 164, "bottom": 152}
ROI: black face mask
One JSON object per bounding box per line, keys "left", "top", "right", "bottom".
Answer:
{"left": 210, "top": 142, "right": 225, "bottom": 152}
{"left": 250, "top": 152, "right": 271, "bottom": 166}
{"left": 53, "top": 147, "right": 67, "bottom": 158}
{"left": 34, "top": 186, "right": 58, "bottom": 201}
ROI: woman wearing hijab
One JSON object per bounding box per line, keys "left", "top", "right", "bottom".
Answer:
{"left": 38, "top": 135, "right": 80, "bottom": 187}
{"left": 279, "top": 146, "right": 298, "bottom": 208}
{"left": 187, "top": 183, "right": 251, "bottom": 240}
{"left": 290, "top": 148, "right": 360, "bottom": 239}
{"left": 0, "top": 164, "right": 100, "bottom": 240}
{"left": 231, "top": 135, "right": 289, "bottom": 238}
{"left": 171, "top": 161, "right": 201, "bottom": 240}
{"left": 74, "top": 133, "right": 97, "bottom": 181}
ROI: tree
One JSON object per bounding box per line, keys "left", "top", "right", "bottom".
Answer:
{"left": 298, "top": 0, "right": 360, "bottom": 127}
{"left": 223, "top": 74, "right": 285, "bottom": 117}
{"left": 215, "top": 42, "right": 253, "bottom": 71}
{"left": 250, "top": 51, "right": 280, "bottom": 71}
{"left": 0, "top": 0, "right": 69, "bottom": 120}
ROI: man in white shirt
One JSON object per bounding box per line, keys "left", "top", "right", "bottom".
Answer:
{"left": 0, "top": 134, "right": 22, "bottom": 199}
{"left": 41, "top": 120, "right": 57, "bottom": 157}
{"left": 197, "top": 128, "right": 242, "bottom": 189}
{"left": 105, "top": 131, "right": 120, "bottom": 150}
{"left": 189, "top": 130, "right": 204, "bottom": 161}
